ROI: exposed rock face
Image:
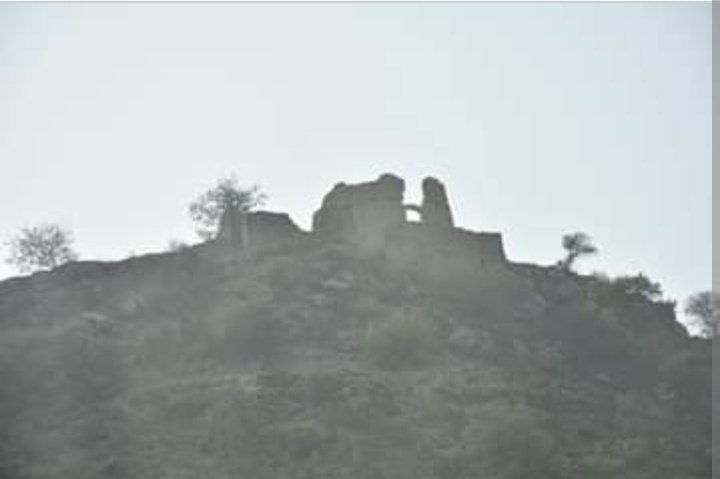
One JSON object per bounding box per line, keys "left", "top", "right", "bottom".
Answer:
{"left": 420, "top": 177, "right": 454, "bottom": 230}
{"left": 312, "top": 174, "right": 406, "bottom": 251}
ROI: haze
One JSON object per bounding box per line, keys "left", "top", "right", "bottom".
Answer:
{"left": 0, "top": 3, "right": 711, "bottom": 319}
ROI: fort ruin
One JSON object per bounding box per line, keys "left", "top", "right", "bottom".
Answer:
{"left": 216, "top": 173, "right": 506, "bottom": 273}
{"left": 311, "top": 174, "right": 506, "bottom": 272}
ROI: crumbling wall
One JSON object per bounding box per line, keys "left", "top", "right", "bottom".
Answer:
{"left": 219, "top": 209, "right": 304, "bottom": 256}
{"left": 420, "top": 177, "right": 454, "bottom": 231}
{"left": 218, "top": 206, "right": 249, "bottom": 252}
{"left": 247, "top": 211, "right": 304, "bottom": 250}
{"left": 309, "top": 173, "right": 507, "bottom": 268}
{"left": 384, "top": 224, "right": 507, "bottom": 279}
{"left": 312, "top": 174, "right": 405, "bottom": 251}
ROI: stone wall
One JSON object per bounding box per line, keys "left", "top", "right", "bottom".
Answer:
{"left": 219, "top": 209, "right": 305, "bottom": 256}
{"left": 218, "top": 207, "right": 249, "bottom": 252}
{"left": 311, "top": 173, "right": 507, "bottom": 268}
{"left": 247, "top": 211, "right": 305, "bottom": 250}
{"left": 383, "top": 224, "right": 507, "bottom": 279}
{"left": 312, "top": 174, "right": 406, "bottom": 251}
{"left": 420, "top": 177, "right": 454, "bottom": 231}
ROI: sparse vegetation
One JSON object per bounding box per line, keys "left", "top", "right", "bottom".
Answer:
{"left": 570, "top": 451, "right": 626, "bottom": 478}
{"left": 358, "top": 311, "right": 436, "bottom": 369}
{"left": 167, "top": 239, "right": 190, "bottom": 252}
{"left": 275, "top": 418, "right": 331, "bottom": 460}
{"left": 456, "top": 401, "right": 557, "bottom": 478}
{"left": 611, "top": 273, "right": 662, "bottom": 301}
{"left": 0, "top": 205, "right": 709, "bottom": 479}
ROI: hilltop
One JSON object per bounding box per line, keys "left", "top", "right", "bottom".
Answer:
{"left": 0, "top": 174, "right": 711, "bottom": 479}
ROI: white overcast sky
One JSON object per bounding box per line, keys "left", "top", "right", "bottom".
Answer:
{"left": 0, "top": 3, "right": 712, "bottom": 314}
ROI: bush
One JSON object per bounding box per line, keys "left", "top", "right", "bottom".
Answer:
{"left": 275, "top": 418, "right": 331, "bottom": 461}
{"left": 358, "top": 311, "right": 436, "bottom": 369}
{"left": 429, "top": 269, "right": 531, "bottom": 327}
{"left": 167, "top": 239, "right": 190, "bottom": 252}
{"left": 684, "top": 290, "right": 719, "bottom": 338}
{"left": 220, "top": 303, "right": 288, "bottom": 365}
{"left": 570, "top": 452, "right": 626, "bottom": 478}
{"left": 542, "top": 297, "right": 638, "bottom": 381}
{"left": 611, "top": 274, "right": 662, "bottom": 301}
{"left": 457, "top": 401, "right": 556, "bottom": 478}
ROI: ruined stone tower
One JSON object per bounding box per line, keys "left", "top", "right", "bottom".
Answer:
{"left": 218, "top": 206, "right": 249, "bottom": 254}
{"left": 311, "top": 173, "right": 462, "bottom": 249}
{"left": 312, "top": 173, "right": 406, "bottom": 251}
{"left": 311, "top": 173, "right": 505, "bottom": 271}
{"left": 420, "top": 176, "right": 454, "bottom": 231}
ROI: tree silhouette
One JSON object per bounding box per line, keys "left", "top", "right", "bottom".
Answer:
{"left": 559, "top": 232, "right": 597, "bottom": 272}
{"left": 685, "top": 291, "right": 719, "bottom": 338}
{"left": 6, "top": 224, "right": 78, "bottom": 273}
{"left": 188, "top": 174, "right": 267, "bottom": 240}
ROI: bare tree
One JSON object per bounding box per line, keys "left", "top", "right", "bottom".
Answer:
{"left": 6, "top": 224, "right": 78, "bottom": 273}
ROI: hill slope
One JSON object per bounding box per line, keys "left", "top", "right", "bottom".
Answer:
{"left": 0, "top": 174, "right": 711, "bottom": 479}
{"left": 0, "top": 236, "right": 711, "bottom": 479}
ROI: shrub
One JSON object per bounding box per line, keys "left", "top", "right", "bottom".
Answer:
{"left": 358, "top": 311, "right": 436, "bottom": 369}
{"left": 611, "top": 274, "right": 662, "bottom": 301}
{"left": 684, "top": 290, "right": 719, "bottom": 338}
{"left": 275, "top": 418, "right": 331, "bottom": 461}
{"left": 458, "top": 401, "right": 556, "bottom": 478}
{"left": 428, "top": 269, "right": 532, "bottom": 329}
{"left": 570, "top": 452, "right": 626, "bottom": 478}
{"left": 220, "top": 304, "right": 288, "bottom": 365}
{"left": 167, "top": 239, "right": 190, "bottom": 252}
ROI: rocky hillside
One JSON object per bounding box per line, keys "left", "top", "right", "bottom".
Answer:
{"left": 0, "top": 175, "right": 712, "bottom": 479}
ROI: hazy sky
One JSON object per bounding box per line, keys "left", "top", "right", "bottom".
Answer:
{"left": 0, "top": 3, "right": 712, "bottom": 320}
